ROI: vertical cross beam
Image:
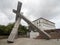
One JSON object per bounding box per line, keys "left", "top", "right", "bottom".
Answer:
{"left": 7, "top": 2, "right": 22, "bottom": 43}
{"left": 15, "top": 1, "right": 22, "bottom": 21}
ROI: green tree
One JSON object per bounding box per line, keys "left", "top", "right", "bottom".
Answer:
{"left": 18, "top": 25, "right": 29, "bottom": 35}
{"left": 5, "top": 23, "right": 14, "bottom": 35}
{"left": 0, "top": 25, "right": 6, "bottom": 35}
{"left": 0, "top": 23, "right": 29, "bottom": 35}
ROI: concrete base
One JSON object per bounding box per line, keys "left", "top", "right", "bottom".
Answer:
{"left": 7, "top": 41, "right": 14, "bottom": 43}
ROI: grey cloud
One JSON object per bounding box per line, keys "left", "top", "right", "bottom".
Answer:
{"left": 21, "top": 0, "right": 60, "bottom": 20}
{"left": 0, "top": 0, "right": 18, "bottom": 20}
{"left": 0, "top": 0, "right": 60, "bottom": 28}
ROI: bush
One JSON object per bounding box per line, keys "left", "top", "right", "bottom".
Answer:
{"left": 0, "top": 23, "right": 29, "bottom": 35}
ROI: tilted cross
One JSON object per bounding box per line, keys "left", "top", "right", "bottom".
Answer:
{"left": 7, "top": 1, "right": 51, "bottom": 43}
{"left": 7, "top": 1, "right": 22, "bottom": 43}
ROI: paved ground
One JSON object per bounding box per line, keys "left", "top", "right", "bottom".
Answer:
{"left": 0, "top": 38, "right": 60, "bottom": 45}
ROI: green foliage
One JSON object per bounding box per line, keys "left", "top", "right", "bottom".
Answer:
{"left": 0, "top": 25, "right": 6, "bottom": 35}
{"left": 0, "top": 23, "right": 29, "bottom": 35}
{"left": 18, "top": 25, "right": 29, "bottom": 35}
{"left": 5, "top": 23, "right": 14, "bottom": 35}
{"left": 0, "top": 23, "right": 14, "bottom": 35}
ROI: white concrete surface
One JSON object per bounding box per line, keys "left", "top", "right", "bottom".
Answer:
{"left": 30, "top": 31, "right": 39, "bottom": 38}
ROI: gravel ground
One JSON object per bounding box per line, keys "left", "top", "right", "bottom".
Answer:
{"left": 0, "top": 38, "right": 60, "bottom": 45}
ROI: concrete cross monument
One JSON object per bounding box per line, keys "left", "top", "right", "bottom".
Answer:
{"left": 7, "top": 1, "right": 51, "bottom": 43}
{"left": 7, "top": 2, "right": 22, "bottom": 43}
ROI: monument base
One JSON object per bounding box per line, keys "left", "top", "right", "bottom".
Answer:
{"left": 7, "top": 40, "right": 14, "bottom": 43}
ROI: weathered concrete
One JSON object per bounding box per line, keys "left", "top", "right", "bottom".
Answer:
{"left": 7, "top": 18, "right": 21, "bottom": 42}
{"left": 7, "top": 2, "right": 22, "bottom": 42}
{"left": 0, "top": 38, "right": 60, "bottom": 45}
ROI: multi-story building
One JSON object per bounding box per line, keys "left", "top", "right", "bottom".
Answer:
{"left": 32, "top": 17, "right": 55, "bottom": 30}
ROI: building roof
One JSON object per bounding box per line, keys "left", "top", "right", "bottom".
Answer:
{"left": 33, "top": 17, "right": 55, "bottom": 24}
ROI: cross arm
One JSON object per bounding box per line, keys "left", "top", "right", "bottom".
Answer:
{"left": 13, "top": 9, "right": 17, "bottom": 13}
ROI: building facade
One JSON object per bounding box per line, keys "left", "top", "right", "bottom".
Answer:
{"left": 32, "top": 18, "right": 55, "bottom": 30}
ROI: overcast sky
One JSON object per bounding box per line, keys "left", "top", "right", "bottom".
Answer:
{"left": 0, "top": 0, "right": 60, "bottom": 28}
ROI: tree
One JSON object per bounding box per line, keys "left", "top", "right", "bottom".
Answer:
{"left": 0, "top": 23, "right": 29, "bottom": 35}
{"left": 0, "top": 25, "right": 6, "bottom": 35}
{"left": 18, "top": 25, "right": 29, "bottom": 35}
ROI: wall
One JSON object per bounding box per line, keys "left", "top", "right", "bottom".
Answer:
{"left": 30, "top": 31, "right": 39, "bottom": 38}
{"left": 36, "top": 29, "right": 60, "bottom": 39}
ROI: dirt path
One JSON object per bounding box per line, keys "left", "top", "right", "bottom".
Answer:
{"left": 0, "top": 38, "right": 60, "bottom": 45}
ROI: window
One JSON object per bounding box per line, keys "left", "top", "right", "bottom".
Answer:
{"left": 37, "top": 22, "right": 38, "bottom": 24}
